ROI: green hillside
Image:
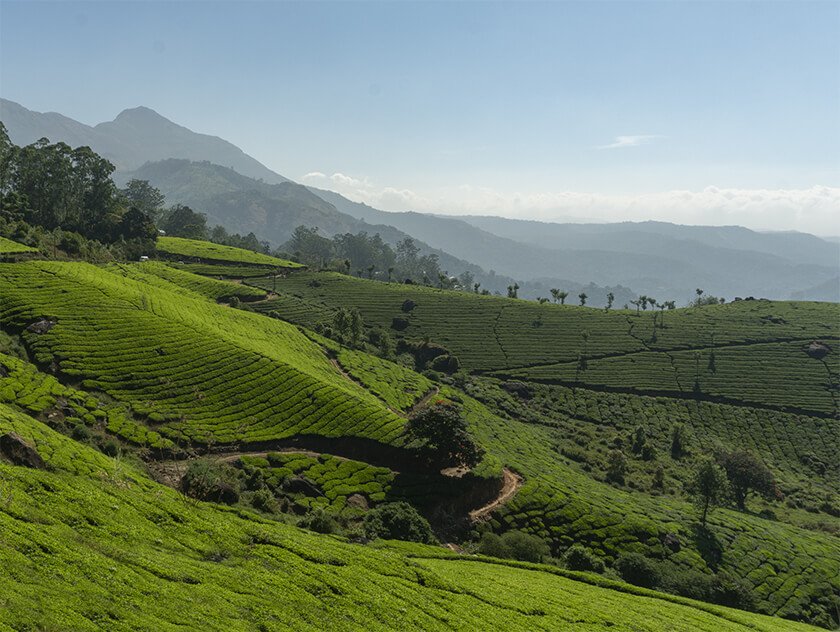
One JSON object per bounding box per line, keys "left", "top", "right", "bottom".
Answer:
{"left": 0, "top": 236, "right": 36, "bottom": 255}
{"left": 156, "top": 235, "right": 303, "bottom": 268}
{"left": 249, "top": 271, "right": 838, "bottom": 417}
{"left": 1, "top": 258, "right": 837, "bottom": 628}
{"left": 0, "top": 400, "right": 813, "bottom": 631}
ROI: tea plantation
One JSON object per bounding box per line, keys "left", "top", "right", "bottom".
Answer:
{"left": 157, "top": 235, "right": 303, "bottom": 268}
{"left": 1, "top": 253, "right": 838, "bottom": 629}
{"left": 0, "top": 236, "right": 36, "bottom": 255}
{"left": 0, "top": 401, "right": 814, "bottom": 631}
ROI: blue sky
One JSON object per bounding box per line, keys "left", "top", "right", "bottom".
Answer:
{"left": 1, "top": 1, "right": 838, "bottom": 232}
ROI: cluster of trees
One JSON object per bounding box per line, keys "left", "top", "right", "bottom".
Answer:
{"left": 285, "top": 226, "right": 476, "bottom": 290}
{"left": 0, "top": 124, "right": 156, "bottom": 244}
{"left": 690, "top": 448, "right": 778, "bottom": 525}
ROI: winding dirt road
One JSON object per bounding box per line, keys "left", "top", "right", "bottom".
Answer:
{"left": 469, "top": 468, "right": 523, "bottom": 522}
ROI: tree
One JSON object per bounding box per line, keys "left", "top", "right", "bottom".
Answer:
{"left": 606, "top": 292, "right": 615, "bottom": 310}
{"left": 689, "top": 457, "right": 728, "bottom": 526}
{"left": 406, "top": 402, "right": 484, "bottom": 468}
{"left": 716, "top": 449, "right": 777, "bottom": 511}
{"left": 670, "top": 423, "right": 691, "bottom": 459}
{"left": 160, "top": 204, "right": 207, "bottom": 240}
{"left": 507, "top": 283, "right": 519, "bottom": 299}
{"left": 550, "top": 288, "right": 560, "bottom": 303}
{"left": 118, "top": 206, "right": 157, "bottom": 241}
{"left": 558, "top": 291, "right": 568, "bottom": 305}
{"left": 606, "top": 449, "right": 627, "bottom": 484}
{"left": 120, "top": 179, "right": 165, "bottom": 220}
{"left": 363, "top": 502, "right": 435, "bottom": 543}
{"left": 578, "top": 292, "right": 587, "bottom": 306}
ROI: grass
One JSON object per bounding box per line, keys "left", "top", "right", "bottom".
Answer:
{"left": 0, "top": 400, "right": 817, "bottom": 631}
{"left": 156, "top": 236, "right": 303, "bottom": 268}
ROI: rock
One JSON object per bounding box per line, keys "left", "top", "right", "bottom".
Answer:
{"left": 346, "top": 493, "right": 369, "bottom": 510}
{"left": 805, "top": 341, "right": 832, "bottom": 360}
{"left": 0, "top": 433, "right": 46, "bottom": 469}
{"left": 26, "top": 318, "right": 57, "bottom": 334}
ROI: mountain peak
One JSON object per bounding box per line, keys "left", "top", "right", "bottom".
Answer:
{"left": 112, "top": 106, "right": 172, "bottom": 125}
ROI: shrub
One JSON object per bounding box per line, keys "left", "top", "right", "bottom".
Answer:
{"left": 500, "top": 530, "right": 549, "bottom": 563}
{"left": 300, "top": 508, "right": 340, "bottom": 534}
{"left": 229, "top": 296, "right": 241, "bottom": 308}
{"left": 564, "top": 544, "right": 605, "bottom": 573}
{"left": 363, "top": 502, "right": 434, "bottom": 543}
{"left": 477, "top": 532, "right": 509, "bottom": 558}
{"left": 249, "top": 488, "right": 278, "bottom": 513}
{"left": 182, "top": 459, "right": 241, "bottom": 505}
{"left": 709, "top": 571, "right": 757, "bottom": 611}
{"left": 616, "top": 553, "right": 660, "bottom": 588}
{"left": 430, "top": 354, "right": 461, "bottom": 374}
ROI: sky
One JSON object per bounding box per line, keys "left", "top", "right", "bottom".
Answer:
{"left": 1, "top": 0, "right": 839, "bottom": 234}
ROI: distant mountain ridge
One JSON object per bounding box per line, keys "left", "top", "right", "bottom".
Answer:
{"left": 0, "top": 98, "right": 288, "bottom": 183}
{"left": 3, "top": 98, "right": 837, "bottom": 303}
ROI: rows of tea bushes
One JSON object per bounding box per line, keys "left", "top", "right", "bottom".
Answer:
{"left": 168, "top": 262, "right": 278, "bottom": 278}
{"left": 238, "top": 452, "right": 394, "bottom": 511}
{"left": 157, "top": 236, "right": 303, "bottom": 268}
{"left": 0, "top": 352, "right": 175, "bottom": 451}
{"left": 0, "top": 261, "right": 405, "bottom": 448}
{"left": 335, "top": 348, "right": 434, "bottom": 413}
{"left": 252, "top": 293, "right": 335, "bottom": 328}
{"left": 447, "top": 387, "right": 840, "bottom": 626}
{"left": 504, "top": 339, "right": 837, "bottom": 416}
{"left": 1, "top": 401, "right": 808, "bottom": 631}
{"left": 251, "top": 272, "right": 837, "bottom": 374}
{"left": 108, "top": 261, "right": 267, "bottom": 302}
{"left": 0, "top": 236, "right": 36, "bottom": 255}
{"left": 465, "top": 377, "right": 838, "bottom": 522}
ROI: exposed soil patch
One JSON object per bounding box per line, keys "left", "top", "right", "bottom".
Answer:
{"left": 469, "top": 468, "right": 522, "bottom": 522}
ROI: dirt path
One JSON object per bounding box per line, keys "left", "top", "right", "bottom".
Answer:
{"left": 408, "top": 386, "right": 440, "bottom": 417}
{"left": 150, "top": 448, "right": 333, "bottom": 487}
{"left": 469, "top": 468, "right": 523, "bottom": 522}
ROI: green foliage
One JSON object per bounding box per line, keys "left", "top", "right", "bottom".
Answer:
{"left": 181, "top": 458, "right": 241, "bottom": 504}
{"left": 616, "top": 552, "right": 661, "bottom": 588}
{"left": 716, "top": 448, "right": 778, "bottom": 511}
{"left": 564, "top": 544, "right": 606, "bottom": 573}
{"left": 688, "top": 457, "right": 728, "bottom": 526}
{"left": 406, "top": 401, "right": 484, "bottom": 468}
{"left": 363, "top": 501, "right": 435, "bottom": 543}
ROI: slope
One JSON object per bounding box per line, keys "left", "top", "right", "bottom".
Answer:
{"left": 0, "top": 400, "right": 813, "bottom": 631}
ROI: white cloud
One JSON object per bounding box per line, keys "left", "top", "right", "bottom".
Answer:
{"left": 301, "top": 171, "right": 326, "bottom": 181}
{"left": 598, "top": 135, "right": 663, "bottom": 149}
{"left": 300, "top": 170, "right": 840, "bottom": 236}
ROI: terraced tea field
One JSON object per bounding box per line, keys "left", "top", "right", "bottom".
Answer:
{"left": 450, "top": 387, "right": 840, "bottom": 624}
{"left": 0, "top": 401, "right": 813, "bottom": 631}
{"left": 0, "top": 236, "right": 36, "bottom": 255}
{"left": 157, "top": 236, "right": 303, "bottom": 268}
{"left": 108, "top": 261, "right": 267, "bottom": 302}
{"left": 0, "top": 261, "right": 404, "bottom": 449}
{"left": 250, "top": 272, "right": 838, "bottom": 416}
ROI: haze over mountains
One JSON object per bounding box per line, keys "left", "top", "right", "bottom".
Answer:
{"left": 2, "top": 98, "right": 837, "bottom": 304}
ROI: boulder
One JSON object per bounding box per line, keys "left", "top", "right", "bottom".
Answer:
{"left": 0, "top": 433, "right": 46, "bottom": 469}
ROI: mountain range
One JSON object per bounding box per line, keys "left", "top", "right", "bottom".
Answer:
{"left": 2, "top": 97, "right": 837, "bottom": 304}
